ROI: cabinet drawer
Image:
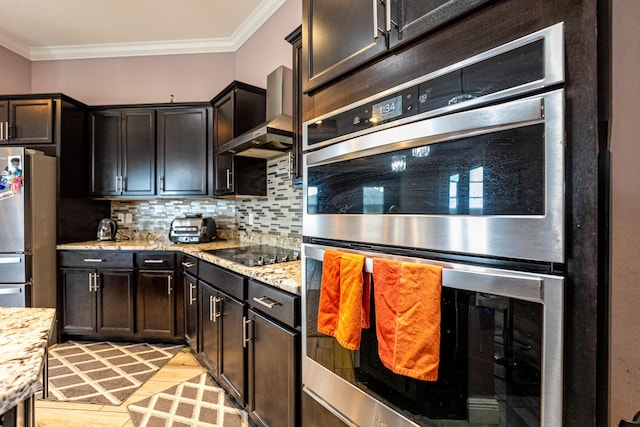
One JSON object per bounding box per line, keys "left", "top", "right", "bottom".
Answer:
{"left": 199, "top": 261, "right": 246, "bottom": 301}
{"left": 248, "top": 280, "right": 299, "bottom": 328}
{"left": 180, "top": 254, "right": 199, "bottom": 276}
{"left": 136, "top": 252, "right": 175, "bottom": 269}
{"left": 59, "top": 251, "right": 134, "bottom": 269}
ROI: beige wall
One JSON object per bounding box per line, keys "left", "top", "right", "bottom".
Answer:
{"left": 0, "top": 45, "right": 31, "bottom": 94}
{"left": 610, "top": 0, "right": 640, "bottom": 425}
{"left": 23, "top": 0, "right": 301, "bottom": 105}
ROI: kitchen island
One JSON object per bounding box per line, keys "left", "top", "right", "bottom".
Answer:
{"left": 0, "top": 307, "right": 56, "bottom": 426}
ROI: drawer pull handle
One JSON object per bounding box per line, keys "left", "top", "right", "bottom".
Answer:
{"left": 0, "top": 257, "right": 21, "bottom": 264}
{"left": 144, "top": 259, "right": 165, "bottom": 264}
{"left": 253, "top": 296, "right": 280, "bottom": 309}
{"left": 83, "top": 258, "right": 104, "bottom": 263}
{"left": 182, "top": 261, "right": 196, "bottom": 268}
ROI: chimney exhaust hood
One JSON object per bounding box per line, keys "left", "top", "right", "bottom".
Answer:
{"left": 217, "top": 66, "right": 293, "bottom": 159}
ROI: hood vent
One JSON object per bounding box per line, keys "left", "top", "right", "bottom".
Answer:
{"left": 217, "top": 66, "right": 293, "bottom": 159}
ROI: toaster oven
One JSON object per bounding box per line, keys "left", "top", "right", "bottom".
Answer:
{"left": 169, "top": 215, "right": 217, "bottom": 243}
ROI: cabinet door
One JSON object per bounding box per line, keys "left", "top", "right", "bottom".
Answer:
{"left": 122, "top": 109, "right": 155, "bottom": 196}
{"left": 137, "top": 270, "right": 175, "bottom": 338}
{"left": 302, "top": 0, "right": 387, "bottom": 92}
{"left": 8, "top": 99, "right": 53, "bottom": 143}
{"left": 90, "top": 111, "right": 121, "bottom": 196}
{"left": 213, "top": 92, "right": 235, "bottom": 195}
{"left": 96, "top": 269, "right": 135, "bottom": 336}
{"left": 184, "top": 273, "right": 199, "bottom": 352}
{"left": 219, "top": 293, "right": 246, "bottom": 405}
{"left": 61, "top": 268, "right": 96, "bottom": 335}
{"left": 388, "top": 0, "right": 491, "bottom": 49}
{"left": 287, "top": 26, "right": 303, "bottom": 185}
{"left": 157, "top": 108, "right": 209, "bottom": 196}
{"left": 200, "top": 282, "right": 221, "bottom": 376}
{"left": 248, "top": 309, "right": 298, "bottom": 427}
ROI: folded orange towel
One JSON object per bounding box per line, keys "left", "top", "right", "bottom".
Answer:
{"left": 373, "top": 258, "right": 442, "bottom": 381}
{"left": 317, "top": 250, "right": 369, "bottom": 350}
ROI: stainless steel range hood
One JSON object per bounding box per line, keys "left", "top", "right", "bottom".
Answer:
{"left": 217, "top": 66, "right": 293, "bottom": 159}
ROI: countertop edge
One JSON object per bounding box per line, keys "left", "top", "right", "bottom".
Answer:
{"left": 57, "top": 240, "right": 301, "bottom": 295}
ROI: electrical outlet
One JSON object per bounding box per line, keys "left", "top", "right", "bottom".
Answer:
{"left": 117, "top": 213, "right": 125, "bottom": 223}
{"left": 248, "top": 213, "right": 254, "bottom": 225}
{"left": 125, "top": 213, "right": 133, "bottom": 223}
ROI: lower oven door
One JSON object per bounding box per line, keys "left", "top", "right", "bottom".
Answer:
{"left": 302, "top": 243, "right": 563, "bottom": 427}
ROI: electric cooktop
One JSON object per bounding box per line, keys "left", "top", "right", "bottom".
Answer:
{"left": 205, "top": 245, "right": 300, "bottom": 267}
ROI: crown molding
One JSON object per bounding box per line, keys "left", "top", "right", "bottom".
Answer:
{"left": 2, "top": 0, "right": 287, "bottom": 61}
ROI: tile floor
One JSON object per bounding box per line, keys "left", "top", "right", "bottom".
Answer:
{"left": 35, "top": 348, "right": 206, "bottom": 427}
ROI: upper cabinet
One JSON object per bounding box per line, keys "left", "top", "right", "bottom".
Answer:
{"left": 286, "top": 26, "right": 303, "bottom": 186}
{"left": 90, "top": 104, "right": 212, "bottom": 199}
{"left": 157, "top": 107, "right": 211, "bottom": 197}
{"left": 0, "top": 99, "right": 54, "bottom": 144}
{"left": 211, "top": 82, "right": 267, "bottom": 197}
{"left": 302, "top": 0, "right": 491, "bottom": 93}
{"left": 90, "top": 109, "right": 156, "bottom": 197}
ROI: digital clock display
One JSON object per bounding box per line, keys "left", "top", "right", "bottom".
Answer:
{"left": 372, "top": 95, "right": 403, "bottom": 122}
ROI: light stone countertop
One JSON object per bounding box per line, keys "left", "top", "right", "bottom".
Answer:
{"left": 57, "top": 239, "right": 302, "bottom": 295}
{"left": 0, "top": 307, "right": 56, "bottom": 415}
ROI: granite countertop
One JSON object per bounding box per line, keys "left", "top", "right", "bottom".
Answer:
{"left": 57, "top": 239, "right": 302, "bottom": 295}
{"left": 0, "top": 307, "right": 56, "bottom": 414}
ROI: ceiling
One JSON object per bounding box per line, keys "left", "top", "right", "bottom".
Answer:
{"left": 0, "top": 0, "right": 286, "bottom": 61}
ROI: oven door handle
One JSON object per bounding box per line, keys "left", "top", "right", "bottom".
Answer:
{"left": 304, "top": 244, "right": 544, "bottom": 302}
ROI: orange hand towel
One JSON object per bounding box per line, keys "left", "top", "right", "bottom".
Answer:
{"left": 317, "top": 250, "right": 369, "bottom": 350}
{"left": 373, "top": 258, "right": 442, "bottom": 381}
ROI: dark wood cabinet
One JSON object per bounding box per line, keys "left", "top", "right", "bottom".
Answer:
{"left": 136, "top": 252, "right": 177, "bottom": 339}
{"left": 247, "top": 280, "right": 299, "bottom": 427}
{"left": 302, "top": 0, "right": 491, "bottom": 92}
{"left": 200, "top": 281, "right": 222, "bottom": 375}
{"left": 59, "top": 251, "right": 135, "bottom": 338}
{"left": 157, "top": 107, "right": 211, "bottom": 197}
{"left": 0, "top": 98, "right": 54, "bottom": 144}
{"left": 198, "top": 261, "right": 248, "bottom": 406}
{"left": 211, "top": 81, "right": 266, "bottom": 197}
{"left": 286, "top": 26, "right": 303, "bottom": 186}
{"left": 90, "top": 109, "right": 156, "bottom": 197}
{"left": 90, "top": 103, "right": 212, "bottom": 199}
{"left": 184, "top": 272, "right": 199, "bottom": 352}
{"left": 137, "top": 270, "right": 175, "bottom": 338}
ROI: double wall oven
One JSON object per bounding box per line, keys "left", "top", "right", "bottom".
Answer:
{"left": 302, "top": 23, "right": 565, "bottom": 426}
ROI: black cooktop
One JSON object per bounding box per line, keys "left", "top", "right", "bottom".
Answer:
{"left": 206, "top": 245, "right": 300, "bottom": 267}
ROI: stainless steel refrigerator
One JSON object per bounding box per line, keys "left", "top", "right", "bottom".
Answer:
{"left": 0, "top": 147, "right": 56, "bottom": 308}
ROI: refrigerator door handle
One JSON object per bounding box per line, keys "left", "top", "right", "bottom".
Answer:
{"left": 0, "top": 257, "right": 22, "bottom": 264}
{"left": 0, "top": 286, "right": 22, "bottom": 295}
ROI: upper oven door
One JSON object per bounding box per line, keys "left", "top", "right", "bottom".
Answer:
{"left": 303, "top": 89, "right": 564, "bottom": 263}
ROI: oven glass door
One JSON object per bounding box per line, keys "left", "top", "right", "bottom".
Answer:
{"left": 303, "top": 90, "right": 564, "bottom": 263}
{"left": 302, "top": 243, "right": 563, "bottom": 427}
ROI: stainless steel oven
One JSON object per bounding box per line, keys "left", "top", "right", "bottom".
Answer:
{"left": 301, "top": 23, "right": 566, "bottom": 427}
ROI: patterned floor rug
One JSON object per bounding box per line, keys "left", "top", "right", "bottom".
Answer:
{"left": 41, "top": 341, "right": 183, "bottom": 405}
{"left": 127, "top": 373, "right": 250, "bottom": 427}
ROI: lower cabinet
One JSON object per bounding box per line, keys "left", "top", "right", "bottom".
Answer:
{"left": 198, "top": 262, "right": 248, "bottom": 405}
{"left": 136, "top": 252, "right": 176, "bottom": 339}
{"left": 248, "top": 309, "right": 298, "bottom": 427}
{"left": 184, "top": 272, "right": 199, "bottom": 352}
{"left": 60, "top": 251, "right": 135, "bottom": 338}
{"left": 59, "top": 250, "right": 180, "bottom": 340}
{"left": 247, "top": 279, "right": 300, "bottom": 427}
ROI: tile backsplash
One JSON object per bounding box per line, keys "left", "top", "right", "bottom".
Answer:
{"left": 111, "top": 155, "right": 302, "bottom": 241}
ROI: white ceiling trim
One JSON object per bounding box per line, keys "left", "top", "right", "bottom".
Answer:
{"left": 7, "top": 0, "right": 287, "bottom": 61}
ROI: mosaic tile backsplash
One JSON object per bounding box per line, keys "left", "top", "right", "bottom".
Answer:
{"left": 111, "top": 155, "right": 303, "bottom": 243}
